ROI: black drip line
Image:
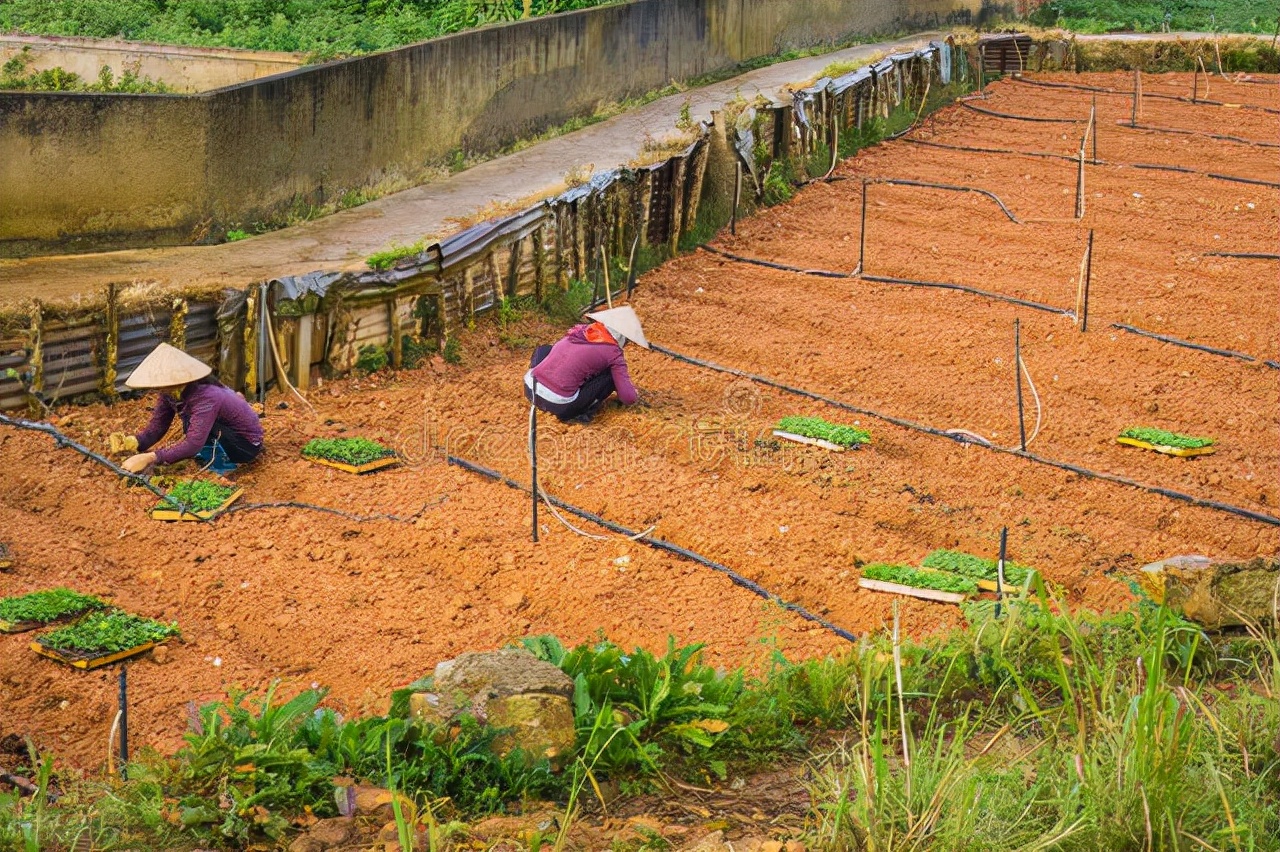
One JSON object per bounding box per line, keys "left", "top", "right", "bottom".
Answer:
{"left": 1111, "top": 323, "right": 1280, "bottom": 370}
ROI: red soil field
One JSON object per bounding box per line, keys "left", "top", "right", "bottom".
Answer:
{"left": 2, "top": 72, "right": 1276, "bottom": 770}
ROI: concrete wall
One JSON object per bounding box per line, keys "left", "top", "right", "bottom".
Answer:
{"left": 0, "top": 35, "right": 303, "bottom": 93}
{"left": 0, "top": 0, "right": 982, "bottom": 258}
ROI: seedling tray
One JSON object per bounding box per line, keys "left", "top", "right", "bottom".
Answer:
{"left": 304, "top": 455, "right": 399, "bottom": 475}
{"left": 1116, "top": 437, "right": 1216, "bottom": 458}
{"left": 2, "top": 613, "right": 82, "bottom": 634}
{"left": 31, "top": 640, "right": 160, "bottom": 669}
{"left": 150, "top": 488, "right": 243, "bottom": 521}
{"left": 916, "top": 565, "right": 1001, "bottom": 593}
{"left": 858, "top": 578, "right": 968, "bottom": 604}
{"left": 772, "top": 430, "right": 850, "bottom": 453}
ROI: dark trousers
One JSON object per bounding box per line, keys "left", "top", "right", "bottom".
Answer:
{"left": 525, "top": 345, "right": 617, "bottom": 422}
{"left": 194, "top": 421, "right": 263, "bottom": 473}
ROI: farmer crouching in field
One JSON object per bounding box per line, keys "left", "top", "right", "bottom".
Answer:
{"left": 110, "top": 343, "right": 264, "bottom": 475}
{"left": 524, "top": 306, "right": 649, "bottom": 424}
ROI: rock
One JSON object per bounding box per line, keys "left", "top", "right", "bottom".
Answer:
{"left": 308, "top": 817, "right": 356, "bottom": 847}
{"left": 150, "top": 645, "right": 169, "bottom": 665}
{"left": 681, "top": 830, "right": 731, "bottom": 852}
{"left": 287, "top": 837, "right": 324, "bottom": 852}
{"left": 759, "top": 842, "right": 785, "bottom": 852}
{"left": 409, "top": 649, "right": 575, "bottom": 768}
{"left": 784, "top": 841, "right": 806, "bottom": 852}
{"left": 1139, "top": 554, "right": 1280, "bottom": 628}
{"left": 503, "top": 591, "right": 529, "bottom": 612}
{"left": 469, "top": 809, "right": 561, "bottom": 841}
{"left": 347, "top": 785, "right": 411, "bottom": 821}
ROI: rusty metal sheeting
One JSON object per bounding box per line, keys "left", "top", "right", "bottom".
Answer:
{"left": 0, "top": 339, "right": 28, "bottom": 410}
{"left": 186, "top": 301, "right": 220, "bottom": 366}
{"left": 435, "top": 205, "right": 551, "bottom": 274}
{"left": 40, "top": 321, "right": 103, "bottom": 402}
{"left": 114, "top": 308, "right": 172, "bottom": 392}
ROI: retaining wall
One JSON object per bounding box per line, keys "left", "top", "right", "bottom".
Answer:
{"left": 0, "top": 0, "right": 984, "bottom": 257}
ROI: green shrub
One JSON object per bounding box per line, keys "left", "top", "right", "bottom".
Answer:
{"left": 225, "top": 229, "right": 250, "bottom": 242}
{"left": 0, "top": 588, "right": 104, "bottom": 624}
{"left": 400, "top": 334, "right": 435, "bottom": 369}
{"left": 442, "top": 336, "right": 462, "bottom": 365}
{"left": 1119, "top": 426, "right": 1214, "bottom": 449}
{"left": 861, "top": 563, "right": 978, "bottom": 594}
{"left": 366, "top": 241, "right": 425, "bottom": 271}
{"left": 355, "top": 344, "right": 388, "bottom": 374}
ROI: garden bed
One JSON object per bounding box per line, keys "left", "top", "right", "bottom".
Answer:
{"left": 301, "top": 437, "right": 399, "bottom": 474}
{"left": 1117, "top": 427, "right": 1217, "bottom": 458}
{"left": 0, "top": 588, "right": 105, "bottom": 634}
{"left": 32, "top": 610, "right": 179, "bottom": 669}
{"left": 150, "top": 480, "right": 243, "bottom": 521}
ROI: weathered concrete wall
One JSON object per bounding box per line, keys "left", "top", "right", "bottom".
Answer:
{"left": 0, "top": 35, "right": 303, "bottom": 92}
{"left": 0, "top": 0, "right": 980, "bottom": 258}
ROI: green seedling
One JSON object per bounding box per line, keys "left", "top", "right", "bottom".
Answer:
{"left": 40, "top": 610, "right": 179, "bottom": 654}
{"left": 156, "top": 480, "right": 239, "bottom": 513}
{"left": 921, "top": 549, "right": 1031, "bottom": 586}
{"left": 302, "top": 437, "right": 396, "bottom": 466}
{"left": 861, "top": 563, "right": 978, "bottom": 595}
{"left": 776, "top": 416, "right": 871, "bottom": 448}
{"left": 1119, "top": 426, "right": 1214, "bottom": 449}
{"left": 0, "top": 588, "right": 104, "bottom": 625}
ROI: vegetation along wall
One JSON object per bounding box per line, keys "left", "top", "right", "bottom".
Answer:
{"left": 0, "top": 0, "right": 984, "bottom": 258}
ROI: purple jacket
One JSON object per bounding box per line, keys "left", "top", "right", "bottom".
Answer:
{"left": 531, "top": 325, "right": 638, "bottom": 404}
{"left": 135, "top": 380, "right": 263, "bottom": 464}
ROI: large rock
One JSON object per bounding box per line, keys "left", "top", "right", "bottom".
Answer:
{"left": 408, "top": 648, "right": 576, "bottom": 767}
{"left": 1140, "top": 554, "right": 1279, "bottom": 628}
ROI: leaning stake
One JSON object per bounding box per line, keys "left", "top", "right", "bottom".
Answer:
{"left": 118, "top": 665, "right": 129, "bottom": 780}
{"left": 1082, "top": 229, "right": 1094, "bottom": 332}
{"left": 995, "top": 527, "right": 1008, "bottom": 618}
{"left": 857, "top": 179, "right": 869, "bottom": 274}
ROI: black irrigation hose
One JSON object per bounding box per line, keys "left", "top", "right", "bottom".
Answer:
{"left": 1012, "top": 77, "right": 1280, "bottom": 114}
{"left": 444, "top": 454, "right": 859, "bottom": 643}
{"left": 1111, "top": 323, "right": 1280, "bottom": 370}
{"left": 221, "top": 497, "right": 447, "bottom": 524}
{"left": 698, "top": 246, "right": 1072, "bottom": 317}
{"left": 961, "top": 100, "right": 1087, "bottom": 123}
{"left": 1205, "top": 252, "right": 1280, "bottom": 260}
{"left": 649, "top": 343, "right": 1280, "bottom": 529}
{"left": 1123, "top": 122, "right": 1280, "bottom": 149}
{"left": 903, "top": 137, "right": 1280, "bottom": 189}
{"left": 0, "top": 414, "right": 212, "bottom": 523}
{"left": 699, "top": 245, "right": 852, "bottom": 279}
{"left": 870, "top": 178, "right": 1024, "bottom": 224}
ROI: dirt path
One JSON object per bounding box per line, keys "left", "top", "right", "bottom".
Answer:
{"left": 0, "top": 33, "right": 943, "bottom": 311}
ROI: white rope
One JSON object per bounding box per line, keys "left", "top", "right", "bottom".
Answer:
{"left": 263, "top": 307, "right": 319, "bottom": 417}
{"left": 527, "top": 400, "right": 654, "bottom": 542}
{"left": 107, "top": 709, "right": 122, "bottom": 775}
{"left": 1019, "top": 352, "right": 1044, "bottom": 448}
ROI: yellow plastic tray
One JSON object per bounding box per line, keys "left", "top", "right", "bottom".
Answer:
{"left": 149, "top": 488, "right": 243, "bottom": 521}
{"left": 1116, "top": 437, "right": 1216, "bottom": 458}
{"left": 0, "top": 619, "right": 39, "bottom": 634}
{"left": 304, "top": 455, "right": 399, "bottom": 475}
{"left": 32, "top": 640, "right": 159, "bottom": 669}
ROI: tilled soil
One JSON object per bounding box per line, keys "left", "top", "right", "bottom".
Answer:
{"left": 1, "top": 72, "right": 1277, "bottom": 772}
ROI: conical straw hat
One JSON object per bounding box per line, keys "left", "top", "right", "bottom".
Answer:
{"left": 585, "top": 306, "right": 649, "bottom": 349}
{"left": 125, "top": 342, "right": 212, "bottom": 389}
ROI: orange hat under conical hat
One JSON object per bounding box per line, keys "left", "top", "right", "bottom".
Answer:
{"left": 125, "top": 343, "right": 212, "bottom": 389}
{"left": 585, "top": 306, "right": 649, "bottom": 349}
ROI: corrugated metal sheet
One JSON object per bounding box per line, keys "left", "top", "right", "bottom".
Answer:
{"left": 41, "top": 320, "right": 103, "bottom": 401}
{"left": 186, "top": 300, "right": 219, "bottom": 365}
{"left": 115, "top": 307, "right": 172, "bottom": 393}
{"left": 0, "top": 338, "right": 29, "bottom": 410}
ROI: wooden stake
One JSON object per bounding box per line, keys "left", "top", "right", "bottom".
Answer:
{"left": 600, "top": 246, "right": 613, "bottom": 309}
{"left": 995, "top": 527, "right": 1008, "bottom": 619}
{"left": 731, "top": 160, "right": 742, "bottom": 236}
{"left": 892, "top": 601, "right": 911, "bottom": 795}
{"left": 1130, "top": 68, "right": 1139, "bottom": 126}
{"left": 857, "top": 179, "right": 869, "bottom": 275}
{"left": 1081, "top": 229, "right": 1094, "bottom": 332}
{"left": 1075, "top": 146, "right": 1085, "bottom": 220}
{"left": 1015, "top": 318, "right": 1026, "bottom": 452}
{"left": 118, "top": 665, "right": 129, "bottom": 780}
{"left": 1091, "top": 95, "right": 1098, "bottom": 162}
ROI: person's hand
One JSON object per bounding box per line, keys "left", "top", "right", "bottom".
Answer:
{"left": 122, "top": 452, "right": 157, "bottom": 474}
{"left": 108, "top": 433, "right": 139, "bottom": 454}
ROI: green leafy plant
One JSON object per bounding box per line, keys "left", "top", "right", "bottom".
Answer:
{"left": 921, "top": 549, "right": 1032, "bottom": 586}
{"left": 225, "top": 229, "right": 250, "bottom": 242}
{"left": 156, "top": 480, "right": 238, "bottom": 513}
{"left": 355, "top": 344, "right": 389, "bottom": 374}
{"left": 775, "top": 416, "right": 871, "bottom": 448}
{"left": 1120, "top": 426, "right": 1215, "bottom": 449}
{"left": 302, "top": 437, "right": 395, "bottom": 466}
{"left": 442, "top": 336, "right": 462, "bottom": 365}
{"left": 39, "top": 610, "right": 179, "bottom": 654}
{"left": 0, "top": 588, "right": 104, "bottom": 625}
{"left": 861, "top": 563, "right": 977, "bottom": 595}
{"left": 401, "top": 334, "right": 435, "bottom": 369}
{"left": 367, "top": 240, "right": 426, "bottom": 271}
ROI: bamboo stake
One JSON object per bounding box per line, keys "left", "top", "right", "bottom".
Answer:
{"left": 995, "top": 527, "right": 1008, "bottom": 619}
{"left": 1081, "top": 229, "right": 1094, "bottom": 332}
{"left": 600, "top": 246, "right": 613, "bottom": 309}
{"left": 1091, "top": 95, "right": 1098, "bottom": 162}
{"left": 857, "top": 179, "right": 869, "bottom": 275}
{"left": 731, "top": 160, "right": 742, "bottom": 236}
{"left": 892, "top": 601, "right": 911, "bottom": 800}
{"left": 1075, "top": 146, "right": 1085, "bottom": 220}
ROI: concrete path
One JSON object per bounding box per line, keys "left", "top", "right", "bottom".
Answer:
{"left": 0, "top": 32, "right": 940, "bottom": 310}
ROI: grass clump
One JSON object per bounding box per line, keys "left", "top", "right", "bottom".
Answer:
{"left": 0, "top": 588, "right": 104, "bottom": 625}
{"left": 922, "top": 549, "right": 1032, "bottom": 585}
{"left": 366, "top": 240, "right": 426, "bottom": 271}
{"left": 156, "top": 480, "right": 238, "bottom": 513}
{"left": 1120, "top": 426, "right": 1214, "bottom": 449}
{"left": 1029, "top": 0, "right": 1280, "bottom": 35}
{"left": 861, "top": 563, "right": 978, "bottom": 594}
{"left": 776, "top": 415, "right": 871, "bottom": 448}
{"left": 302, "top": 437, "right": 395, "bottom": 466}
{"left": 355, "top": 343, "right": 388, "bottom": 374}
{"left": 39, "top": 610, "right": 178, "bottom": 654}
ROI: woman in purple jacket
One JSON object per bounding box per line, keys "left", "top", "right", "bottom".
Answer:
{"left": 113, "top": 343, "right": 264, "bottom": 475}
{"left": 525, "top": 306, "right": 649, "bottom": 424}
